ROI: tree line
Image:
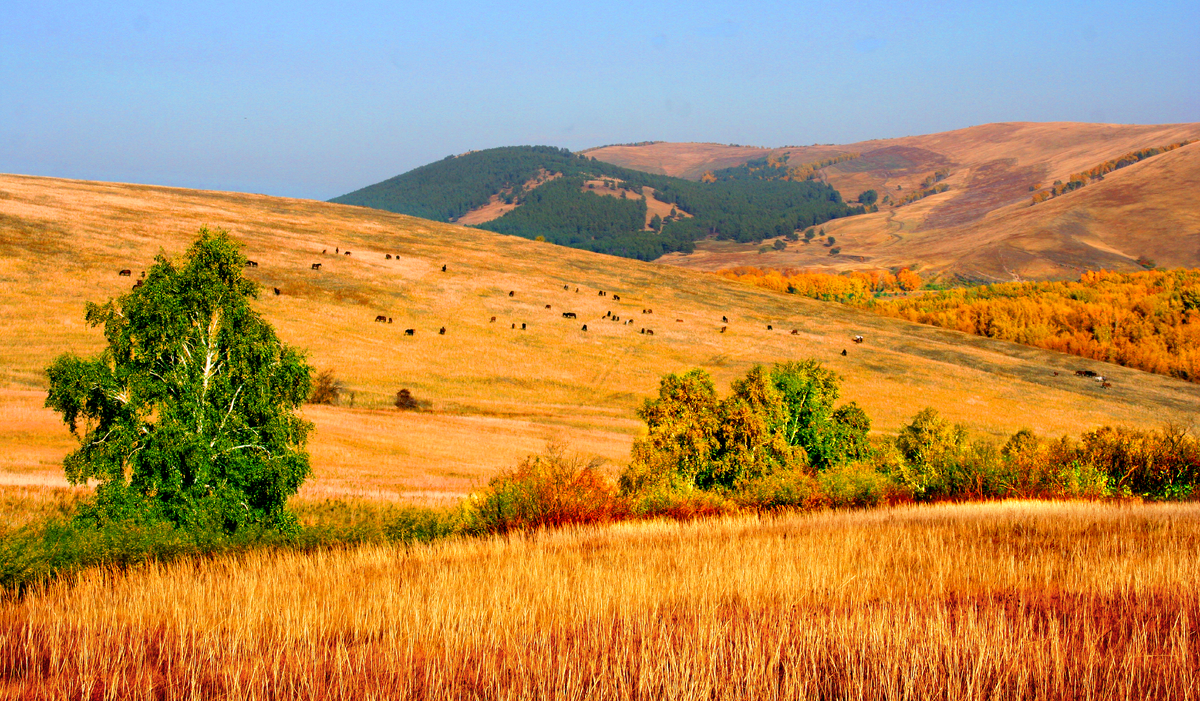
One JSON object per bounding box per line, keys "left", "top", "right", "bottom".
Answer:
{"left": 1031, "top": 139, "right": 1193, "bottom": 205}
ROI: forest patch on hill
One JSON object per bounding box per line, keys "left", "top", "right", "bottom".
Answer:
{"left": 331, "top": 147, "right": 866, "bottom": 260}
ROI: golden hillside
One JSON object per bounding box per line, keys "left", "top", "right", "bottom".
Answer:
{"left": 587, "top": 122, "right": 1200, "bottom": 280}
{"left": 2, "top": 173, "right": 1198, "bottom": 501}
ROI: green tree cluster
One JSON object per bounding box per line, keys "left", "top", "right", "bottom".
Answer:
{"left": 621, "top": 362, "right": 871, "bottom": 495}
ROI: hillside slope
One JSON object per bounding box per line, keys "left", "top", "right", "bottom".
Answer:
{"left": 588, "top": 123, "right": 1200, "bottom": 280}
{"left": 2, "top": 173, "right": 1199, "bottom": 501}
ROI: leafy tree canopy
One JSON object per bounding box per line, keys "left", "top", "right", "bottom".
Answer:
{"left": 45, "top": 227, "right": 313, "bottom": 532}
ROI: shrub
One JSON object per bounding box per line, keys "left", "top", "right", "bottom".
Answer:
{"left": 309, "top": 368, "right": 343, "bottom": 405}
{"left": 818, "top": 463, "right": 893, "bottom": 508}
{"left": 735, "top": 469, "right": 821, "bottom": 511}
{"left": 395, "top": 388, "right": 419, "bottom": 410}
{"left": 465, "top": 442, "right": 622, "bottom": 533}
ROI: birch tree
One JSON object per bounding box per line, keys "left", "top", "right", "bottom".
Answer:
{"left": 45, "top": 227, "right": 312, "bottom": 531}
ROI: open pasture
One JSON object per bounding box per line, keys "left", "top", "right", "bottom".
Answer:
{"left": 2, "top": 500, "right": 1197, "bottom": 699}
{"left": 2, "top": 173, "right": 1199, "bottom": 499}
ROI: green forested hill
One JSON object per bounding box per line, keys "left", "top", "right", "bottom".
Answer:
{"left": 331, "top": 146, "right": 864, "bottom": 260}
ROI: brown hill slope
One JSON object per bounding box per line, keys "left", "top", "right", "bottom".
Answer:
{"left": 2, "top": 173, "right": 1198, "bottom": 501}
{"left": 587, "top": 123, "right": 1200, "bottom": 280}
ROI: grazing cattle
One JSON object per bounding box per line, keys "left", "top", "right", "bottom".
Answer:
{"left": 613, "top": 316, "right": 619, "bottom": 322}
{"left": 141, "top": 271, "right": 145, "bottom": 278}
{"left": 311, "top": 263, "right": 321, "bottom": 270}
{"left": 545, "top": 304, "right": 551, "bottom": 309}
{"left": 336, "top": 247, "right": 339, "bottom": 254}
{"left": 404, "top": 329, "right": 415, "bottom": 336}
{"left": 509, "top": 291, "right": 515, "bottom": 297}
{"left": 575, "top": 288, "right": 579, "bottom": 293}
{"left": 791, "top": 329, "right": 798, "bottom": 335}
{"left": 388, "top": 318, "right": 393, "bottom": 324}
{"left": 439, "top": 327, "right": 446, "bottom": 335}
{"left": 645, "top": 329, "right": 654, "bottom": 335}
{"left": 344, "top": 251, "right": 351, "bottom": 256}
{"left": 562, "top": 312, "right": 576, "bottom": 319}
{"left": 132, "top": 279, "right": 144, "bottom": 289}
{"left": 1094, "top": 376, "right": 1106, "bottom": 383}
{"left": 767, "top": 325, "right": 773, "bottom": 331}
{"left": 612, "top": 295, "right": 620, "bottom": 301}
{"left": 375, "top": 315, "right": 387, "bottom": 323}
{"left": 386, "top": 254, "right": 392, "bottom": 259}
{"left": 581, "top": 324, "right": 588, "bottom": 331}
{"left": 563, "top": 285, "right": 569, "bottom": 290}
{"left": 1075, "top": 370, "right": 1097, "bottom": 377}
{"left": 490, "top": 316, "right": 497, "bottom": 322}
{"left": 722, "top": 316, "right": 728, "bottom": 323}
{"left": 245, "top": 260, "right": 258, "bottom": 268}
{"left": 1101, "top": 381, "right": 1112, "bottom": 389}
{"left": 720, "top": 326, "right": 727, "bottom": 333}
{"left": 521, "top": 323, "right": 526, "bottom": 330}
{"left": 322, "top": 249, "right": 327, "bottom": 254}
{"left": 273, "top": 288, "right": 281, "bottom": 296}
{"left": 841, "top": 349, "right": 847, "bottom": 356}
{"left": 442, "top": 264, "right": 447, "bottom": 272}
{"left": 598, "top": 291, "right": 605, "bottom": 296}
{"left": 118, "top": 269, "right": 131, "bottom": 276}
{"left": 1053, "top": 371, "right": 1059, "bottom": 376}
{"left": 512, "top": 323, "right": 516, "bottom": 329}
{"left": 852, "top": 335, "right": 864, "bottom": 344}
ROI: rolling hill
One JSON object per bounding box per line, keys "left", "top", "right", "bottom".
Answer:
{"left": 2, "top": 173, "right": 1199, "bottom": 503}
{"left": 330, "top": 146, "right": 865, "bottom": 260}
{"left": 586, "top": 122, "right": 1200, "bottom": 281}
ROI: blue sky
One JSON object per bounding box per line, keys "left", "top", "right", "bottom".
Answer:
{"left": 3, "top": 0, "right": 1197, "bottom": 200}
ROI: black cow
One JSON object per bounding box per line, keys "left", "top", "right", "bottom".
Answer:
{"left": 509, "top": 291, "right": 515, "bottom": 297}
{"left": 722, "top": 315, "right": 728, "bottom": 323}
{"left": 118, "top": 269, "right": 131, "bottom": 276}
{"left": 598, "top": 291, "right": 605, "bottom": 296}
{"left": 521, "top": 323, "right": 526, "bottom": 330}
{"left": 344, "top": 251, "right": 351, "bottom": 256}
{"left": 375, "top": 315, "right": 387, "bottom": 323}
{"left": 563, "top": 285, "right": 569, "bottom": 290}
{"left": 404, "top": 329, "right": 415, "bottom": 336}
{"left": 442, "top": 264, "right": 447, "bottom": 272}
{"left": 439, "top": 327, "right": 446, "bottom": 335}
{"left": 245, "top": 260, "right": 258, "bottom": 268}
{"left": 581, "top": 324, "right": 588, "bottom": 331}
{"left": 311, "top": 263, "right": 322, "bottom": 270}
{"left": 767, "top": 325, "right": 773, "bottom": 330}
{"left": 273, "top": 288, "right": 281, "bottom": 296}
{"left": 612, "top": 295, "right": 620, "bottom": 301}
{"left": 720, "top": 326, "right": 727, "bottom": 333}
{"left": 386, "top": 254, "right": 392, "bottom": 259}
{"left": 545, "top": 304, "right": 551, "bottom": 309}
{"left": 563, "top": 312, "right": 576, "bottom": 319}
{"left": 841, "top": 349, "right": 847, "bottom": 356}
{"left": 388, "top": 318, "right": 393, "bottom": 324}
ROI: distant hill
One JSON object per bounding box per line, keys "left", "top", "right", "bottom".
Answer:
{"left": 331, "top": 146, "right": 865, "bottom": 260}
{"left": 586, "top": 123, "right": 1200, "bottom": 281}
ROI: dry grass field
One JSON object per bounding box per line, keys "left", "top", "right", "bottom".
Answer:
{"left": 3, "top": 172, "right": 1200, "bottom": 501}
{"left": 589, "top": 122, "right": 1200, "bottom": 281}
{"left": 3, "top": 500, "right": 1197, "bottom": 699}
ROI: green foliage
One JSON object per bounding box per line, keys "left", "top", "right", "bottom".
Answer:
{"left": 857, "top": 189, "right": 878, "bottom": 206}
{"left": 44, "top": 227, "right": 313, "bottom": 533}
{"left": 331, "top": 146, "right": 865, "bottom": 260}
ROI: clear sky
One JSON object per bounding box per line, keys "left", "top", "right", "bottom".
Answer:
{"left": 3, "top": 0, "right": 1197, "bottom": 201}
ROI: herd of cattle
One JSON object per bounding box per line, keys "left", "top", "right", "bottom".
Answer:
{"left": 112, "top": 248, "right": 1112, "bottom": 392}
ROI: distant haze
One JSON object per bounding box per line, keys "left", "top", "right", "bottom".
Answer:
{"left": 2, "top": 0, "right": 1197, "bottom": 200}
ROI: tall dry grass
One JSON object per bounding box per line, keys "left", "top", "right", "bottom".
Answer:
{"left": 2, "top": 500, "right": 1197, "bottom": 699}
